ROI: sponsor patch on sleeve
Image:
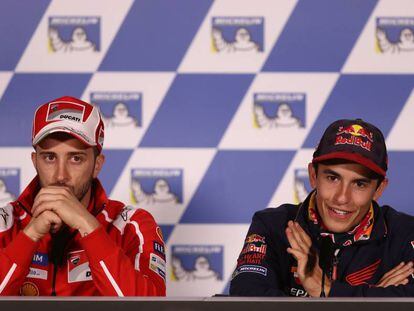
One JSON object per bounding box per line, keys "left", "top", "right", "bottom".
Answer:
{"left": 232, "top": 264, "right": 268, "bottom": 279}
{"left": 153, "top": 241, "right": 165, "bottom": 258}
{"left": 149, "top": 253, "right": 166, "bottom": 282}
{"left": 27, "top": 252, "right": 49, "bottom": 280}
{"left": 27, "top": 267, "right": 48, "bottom": 280}
{"left": 236, "top": 233, "right": 267, "bottom": 270}
{"left": 241, "top": 234, "right": 267, "bottom": 255}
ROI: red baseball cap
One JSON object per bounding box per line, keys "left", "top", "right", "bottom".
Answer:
{"left": 312, "top": 119, "right": 388, "bottom": 177}
{"left": 32, "top": 96, "right": 104, "bottom": 152}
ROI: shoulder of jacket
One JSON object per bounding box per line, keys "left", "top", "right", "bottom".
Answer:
{"left": 381, "top": 205, "right": 414, "bottom": 237}
{"left": 253, "top": 204, "right": 298, "bottom": 222}
{"left": 111, "top": 203, "right": 157, "bottom": 224}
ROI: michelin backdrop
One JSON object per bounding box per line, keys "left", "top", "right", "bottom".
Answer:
{"left": 1, "top": 0, "right": 414, "bottom": 296}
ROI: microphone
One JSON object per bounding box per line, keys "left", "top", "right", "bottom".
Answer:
{"left": 318, "top": 236, "right": 335, "bottom": 297}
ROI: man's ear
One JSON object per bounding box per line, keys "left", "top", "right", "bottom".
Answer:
{"left": 308, "top": 162, "right": 317, "bottom": 189}
{"left": 93, "top": 153, "right": 105, "bottom": 178}
{"left": 31, "top": 152, "right": 37, "bottom": 170}
{"left": 373, "top": 178, "right": 388, "bottom": 201}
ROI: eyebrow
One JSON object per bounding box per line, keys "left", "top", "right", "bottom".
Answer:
{"left": 322, "top": 168, "right": 372, "bottom": 183}
{"left": 38, "top": 151, "right": 88, "bottom": 156}
{"left": 322, "top": 168, "right": 340, "bottom": 177}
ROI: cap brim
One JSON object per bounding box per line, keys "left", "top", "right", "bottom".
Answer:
{"left": 32, "top": 127, "right": 96, "bottom": 149}
{"left": 312, "top": 152, "right": 386, "bottom": 177}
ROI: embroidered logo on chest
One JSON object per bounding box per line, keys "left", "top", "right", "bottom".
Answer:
{"left": 345, "top": 259, "right": 381, "bottom": 286}
{"left": 67, "top": 250, "right": 92, "bottom": 283}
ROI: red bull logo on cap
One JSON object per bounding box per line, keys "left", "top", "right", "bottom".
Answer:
{"left": 337, "top": 124, "right": 373, "bottom": 141}
{"left": 335, "top": 124, "right": 373, "bottom": 151}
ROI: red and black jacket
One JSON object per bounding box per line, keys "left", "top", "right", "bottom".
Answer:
{"left": 230, "top": 192, "right": 414, "bottom": 297}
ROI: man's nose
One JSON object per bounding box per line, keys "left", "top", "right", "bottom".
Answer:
{"left": 333, "top": 183, "right": 351, "bottom": 205}
{"left": 55, "top": 159, "right": 69, "bottom": 183}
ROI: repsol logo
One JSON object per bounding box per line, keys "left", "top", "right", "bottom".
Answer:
{"left": 60, "top": 114, "right": 80, "bottom": 122}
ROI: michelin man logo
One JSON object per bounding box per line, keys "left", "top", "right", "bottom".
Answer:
{"left": 294, "top": 168, "right": 312, "bottom": 204}
{"left": 376, "top": 17, "right": 414, "bottom": 53}
{"left": 0, "top": 178, "right": 15, "bottom": 207}
{"left": 91, "top": 92, "right": 141, "bottom": 148}
{"left": 212, "top": 17, "right": 264, "bottom": 53}
{"left": 171, "top": 245, "right": 223, "bottom": 282}
{"left": 105, "top": 102, "right": 139, "bottom": 128}
{"left": 0, "top": 168, "right": 19, "bottom": 207}
{"left": 253, "top": 93, "right": 306, "bottom": 129}
{"left": 48, "top": 16, "right": 100, "bottom": 53}
{"left": 131, "top": 169, "right": 182, "bottom": 207}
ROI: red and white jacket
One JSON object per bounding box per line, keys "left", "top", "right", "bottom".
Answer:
{"left": 0, "top": 177, "right": 166, "bottom": 296}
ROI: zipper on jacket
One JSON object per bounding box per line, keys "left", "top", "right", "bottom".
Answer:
{"left": 332, "top": 249, "right": 340, "bottom": 281}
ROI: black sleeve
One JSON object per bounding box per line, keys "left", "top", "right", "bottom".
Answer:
{"left": 330, "top": 227, "right": 414, "bottom": 297}
{"left": 230, "top": 211, "right": 288, "bottom": 296}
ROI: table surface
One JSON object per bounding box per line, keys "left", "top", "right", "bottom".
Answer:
{"left": 1, "top": 297, "right": 414, "bottom": 311}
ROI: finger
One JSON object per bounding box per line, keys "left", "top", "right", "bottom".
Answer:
{"left": 35, "top": 187, "right": 73, "bottom": 205}
{"left": 386, "top": 262, "right": 414, "bottom": 280}
{"left": 50, "top": 219, "right": 63, "bottom": 233}
{"left": 36, "top": 187, "right": 72, "bottom": 200}
{"left": 381, "top": 262, "right": 405, "bottom": 279}
{"left": 379, "top": 264, "right": 414, "bottom": 287}
{"left": 294, "top": 222, "right": 312, "bottom": 249}
{"left": 39, "top": 210, "right": 62, "bottom": 226}
{"left": 33, "top": 193, "right": 61, "bottom": 213}
{"left": 44, "top": 211, "right": 63, "bottom": 233}
{"left": 287, "top": 247, "right": 308, "bottom": 277}
{"left": 32, "top": 200, "right": 63, "bottom": 218}
{"left": 288, "top": 221, "right": 309, "bottom": 253}
{"left": 286, "top": 225, "right": 301, "bottom": 250}
{"left": 33, "top": 191, "right": 71, "bottom": 217}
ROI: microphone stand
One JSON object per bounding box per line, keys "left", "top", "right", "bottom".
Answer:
{"left": 320, "top": 268, "right": 326, "bottom": 297}
{"left": 318, "top": 236, "right": 334, "bottom": 298}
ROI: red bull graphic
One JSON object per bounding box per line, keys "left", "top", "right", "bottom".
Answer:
{"left": 237, "top": 252, "right": 265, "bottom": 266}
{"left": 245, "top": 234, "right": 265, "bottom": 244}
{"left": 241, "top": 242, "right": 267, "bottom": 255}
{"left": 335, "top": 124, "right": 373, "bottom": 151}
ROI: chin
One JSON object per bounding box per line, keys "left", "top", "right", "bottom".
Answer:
{"left": 325, "top": 221, "right": 352, "bottom": 234}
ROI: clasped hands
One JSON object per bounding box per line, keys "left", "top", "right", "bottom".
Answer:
{"left": 23, "top": 186, "right": 99, "bottom": 242}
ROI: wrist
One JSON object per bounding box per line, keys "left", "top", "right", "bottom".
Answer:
{"left": 23, "top": 225, "right": 43, "bottom": 242}
{"left": 78, "top": 217, "right": 100, "bottom": 237}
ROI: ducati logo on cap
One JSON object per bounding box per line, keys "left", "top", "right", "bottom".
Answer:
{"left": 46, "top": 102, "right": 85, "bottom": 123}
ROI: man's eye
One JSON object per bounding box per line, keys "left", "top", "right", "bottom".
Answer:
{"left": 355, "top": 181, "right": 367, "bottom": 188}
{"left": 44, "top": 155, "right": 55, "bottom": 161}
{"left": 327, "top": 175, "right": 338, "bottom": 182}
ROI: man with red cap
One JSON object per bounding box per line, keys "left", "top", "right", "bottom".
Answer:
{"left": 0, "top": 96, "right": 166, "bottom": 296}
{"left": 230, "top": 119, "right": 414, "bottom": 297}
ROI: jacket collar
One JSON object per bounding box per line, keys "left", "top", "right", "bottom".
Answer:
{"left": 295, "top": 190, "right": 387, "bottom": 243}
